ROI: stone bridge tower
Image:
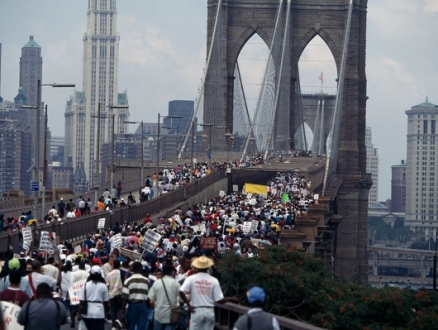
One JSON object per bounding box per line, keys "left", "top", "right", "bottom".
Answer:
{"left": 205, "top": 0, "right": 369, "bottom": 284}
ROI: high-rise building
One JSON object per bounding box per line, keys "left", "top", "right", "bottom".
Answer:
{"left": 19, "top": 36, "right": 42, "bottom": 107}
{"left": 0, "top": 42, "right": 3, "bottom": 103}
{"left": 391, "top": 160, "right": 406, "bottom": 213}
{"left": 405, "top": 98, "right": 438, "bottom": 230}
{"left": 163, "top": 100, "right": 195, "bottom": 136}
{"left": 366, "top": 127, "right": 379, "bottom": 205}
{"left": 65, "top": 0, "right": 129, "bottom": 187}
{"left": 0, "top": 120, "right": 32, "bottom": 197}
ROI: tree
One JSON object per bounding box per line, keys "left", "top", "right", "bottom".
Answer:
{"left": 217, "top": 246, "right": 438, "bottom": 329}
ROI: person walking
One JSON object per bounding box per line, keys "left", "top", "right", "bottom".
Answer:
{"left": 106, "top": 259, "right": 123, "bottom": 330}
{"left": 0, "top": 269, "right": 30, "bottom": 307}
{"left": 77, "top": 265, "right": 110, "bottom": 330}
{"left": 179, "top": 256, "right": 237, "bottom": 330}
{"left": 116, "top": 181, "right": 122, "bottom": 199}
{"left": 232, "top": 286, "right": 280, "bottom": 330}
{"left": 17, "top": 283, "right": 68, "bottom": 330}
{"left": 148, "top": 264, "right": 181, "bottom": 330}
{"left": 121, "top": 261, "right": 150, "bottom": 330}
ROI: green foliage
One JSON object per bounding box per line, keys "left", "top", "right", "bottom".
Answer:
{"left": 217, "top": 246, "right": 438, "bottom": 329}
{"left": 368, "top": 217, "right": 414, "bottom": 244}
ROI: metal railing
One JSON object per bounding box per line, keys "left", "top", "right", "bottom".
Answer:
{"left": 0, "top": 169, "right": 226, "bottom": 252}
{"left": 214, "top": 303, "right": 324, "bottom": 330}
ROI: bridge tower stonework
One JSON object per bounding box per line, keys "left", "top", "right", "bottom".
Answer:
{"left": 206, "top": 0, "right": 369, "bottom": 284}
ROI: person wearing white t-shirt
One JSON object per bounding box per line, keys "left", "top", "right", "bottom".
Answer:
{"left": 77, "top": 265, "right": 110, "bottom": 330}
{"left": 179, "top": 256, "right": 237, "bottom": 330}
{"left": 71, "top": 262, "right": 91, "bottom": 282}
{"left": 27, "top": 260, "right": 61, "bottom": 298}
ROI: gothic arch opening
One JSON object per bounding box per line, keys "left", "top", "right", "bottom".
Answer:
{"left": 233, "top": 33, "right": 270, "bottom": 152}
{"left": 297, "top": 35, "right": 337, "bottom": 153}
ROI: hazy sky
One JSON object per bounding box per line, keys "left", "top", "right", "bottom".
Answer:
{"left": 1, "top": 0, "right": 437, "bottom": 201}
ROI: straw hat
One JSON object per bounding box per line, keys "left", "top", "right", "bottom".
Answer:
{"left": 191, "top": 256, "right": 214, "bottom": 269}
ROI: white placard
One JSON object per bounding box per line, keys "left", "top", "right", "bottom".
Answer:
{"left": 111, "top": 233, "right": 122, "bottom": 248}
{"left": 74, "top": 245, "right": 82, "bottom": 254}
{"left": 247, "top": 193, "right": 252, "bottom": 199}
{"left": 250, "top": 220, "right": 258, "bottom": 232}
{"left": 141, "top": 230, "right": 161, "bottom": 253}
{"left": 97, "top": 218, "right": 106, "bottom": 229}
{"left": 192, "top": 224, "right": 207, "bottom": 233}
{"left": 219, "top": 190, "right": 226, "bottom": 197}
{"left": 243, "top": 222, "right": 251, "bottom": 233}
{"left": 1, "top": 301, "right": 23, "bottom": 329}
{"left": 68, "top": 278, "right": 87, "bottom": 305}
{"left": 22, "top": 227, "right": 32, "bottom": 244}
{"left": 39, "top": 231, "right": 57, "bottom": 253}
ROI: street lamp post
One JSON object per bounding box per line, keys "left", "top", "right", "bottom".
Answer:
{"left": 200, "top": 124, "right": 213, "bottom": 170}
{"left": 23, "top": 80, "right": 75, "bottom": 221}
{"left": 434, "top": 229, "right": 437, "bottom": 291}
{"left": 156, "top": 114, "right": 181, "bottom": 197}
{"left": 125, "top": 120, "right": 144, "bottom": 186}
{"left": 225, "top": 129, "right": 233, "bottom": 163}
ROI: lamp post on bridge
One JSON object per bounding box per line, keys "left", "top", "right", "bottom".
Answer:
{"left": 433, "top": 229, "right": 437, "bottom": 291}
{"left": 200, "top": 124, "right": 213, "bottom": 170}
{"left": 125, "top": 120, "right": 144, "bottom": 187}
{"left": 22, "top": 80, "right": 75, "bottom": 222}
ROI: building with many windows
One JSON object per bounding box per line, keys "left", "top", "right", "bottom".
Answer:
{"left": 366, "top": 127, "right": 379, "bottom": 205}
{"left": 391, "top": 160, "right": 406, "bottom": 213}
{"left": 64, "top": 0, "right": 129, "bottom": 188}
{"left": 405, "top": 98, "right": 438, "bottom": 231}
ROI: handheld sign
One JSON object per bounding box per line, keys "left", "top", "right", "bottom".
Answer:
{"left": 111, "top": 233, "right": 122, "bottom": 249}
{"left": 22, "top": 227, "right": 32, "bottom": 245}
{"left": 200, "top": 237, "right": 217, "bottom": 250}
{"left": 68, "top": 278, "right": 87, "bottom": 305}
{"left": 97, "top": 218, "right": 106, "bottom": 229}
{"left": 243, "top": 222, "right": 251, "bottom": 233}
{"left": 250, "top": 220, "right": 258, "bottom": 232}
{"left": 39, "top": 231, "right": 57, "bottom": 253}
{"left": 119, "top": 248, "right": 142, "bottom": 260}
{"left": 1, "top": 301, "right": 23, "bottom": 330}
{"left": 141, "top": 230, "right": 161, "bottom": 253}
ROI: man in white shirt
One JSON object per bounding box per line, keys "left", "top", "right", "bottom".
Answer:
{"left": 179, "top": 256, "right": 237, "bottom": 330}
{"left": 28, "top": 260, "right": 61, "bottom": 297}
{"left": 42, "top": 257, "right": 59, "bottom": 280}
{"left": 66, "top": 209, "right": 76, "bottom": 219}
{"left": 71, "top": 262, "right": 90, "bottom": 282}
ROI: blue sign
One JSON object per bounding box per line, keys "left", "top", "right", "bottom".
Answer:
{"left": 31, "top": 181, "right": 39, "bottom": 192}
{"left": 207, "top": 153, "right": 211, "bottom": 159}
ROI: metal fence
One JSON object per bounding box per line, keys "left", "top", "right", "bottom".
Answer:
{"left": 214, "top": 303, "right": 324, "bottom": 330}
{"left": 0, "top": 169, "right": 227, "bottom": 252}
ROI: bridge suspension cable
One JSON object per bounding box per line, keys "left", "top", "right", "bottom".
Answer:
{"left": 322, "top": 0, "right": 354, "bottom": 196}
{"left": 178, "top": 0, "right": 223, "bottom": 159}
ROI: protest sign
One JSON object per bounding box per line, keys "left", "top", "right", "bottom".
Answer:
{"left": 74, "top": 245, "right": 82, "bottom": 254}
{"left": 22, "top": 227, "right": 32, "bottom": 245}
{"left": 243, "top": 222, "right": 251, "bottom": 233}
{"left": 1, "top": 301, "right": 23, "bottom": 330}
{"left": 200, "top": 237, "right": 217, "bottom": 250}
{"left": 111, "top": 233, "right": 122, "bottom": 248}
{"left": 119, "top": 248, "right": 141, "bottom": 260}
{"left": 140, "top": 230, "right": 161, "bottom": 253}
{"left": 68, "top": 278, "right": 87, "bottom": 305}
{"left": 39, "top": 231, "right": 57, "bottom": 253}
{"left": 97, "top": 218, "right": 105, "bottom": 229}
{"left": 250, "top": 220, "right": 259, "bottom": 232}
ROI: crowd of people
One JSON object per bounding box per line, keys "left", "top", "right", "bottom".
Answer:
{"left": 0, "top": 169, "right": 315, "bottom": 329}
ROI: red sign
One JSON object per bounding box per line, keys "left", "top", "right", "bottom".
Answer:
{"left": 200, "top": 237, "right": 217, "bottom": 250}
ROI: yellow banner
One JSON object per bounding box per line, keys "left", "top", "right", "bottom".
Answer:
{"left": 244, "top": 183, "right": 268, "bottom": 197}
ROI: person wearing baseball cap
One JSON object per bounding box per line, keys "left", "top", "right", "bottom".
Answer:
{"left": 232, "top": 286, "right": 280, "bottom": 330}
{"left": 179, "top": 256, "right": 237, "bottom": 330}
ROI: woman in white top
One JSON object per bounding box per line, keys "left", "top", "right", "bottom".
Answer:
{"left": 61, "top": 261, "right": 77, "bottom": 328}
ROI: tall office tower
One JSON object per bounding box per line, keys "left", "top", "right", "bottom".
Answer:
{"left": 0, "top": 43, "right": 3, "bottom": 102}
{"left": 0, "top": 120, "right": 32, "bottom": 197}
{"left": 405, "top": 98, "right": 438, "bottom": 230}
{"left": 163, "top": 100, "right": 195, "bottom": 135}
{"left": 391, "top": 160, "right": 406, "bottom": 213}
{"left": 65, "top": 0, "right": 129, "bottom": 185}
{"left": 19, "top": 36, "right": 43, "bottom": 107}
{"left": 366, "top": 127, "right": 379, "bottom": 205}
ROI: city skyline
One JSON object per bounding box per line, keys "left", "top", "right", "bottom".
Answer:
{"left": 1, "top": 1, "right": 437, "bottom": 200}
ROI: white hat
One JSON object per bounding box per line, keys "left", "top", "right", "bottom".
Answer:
{"left": 90, "top": 265, "right": 101, "bottom": 275}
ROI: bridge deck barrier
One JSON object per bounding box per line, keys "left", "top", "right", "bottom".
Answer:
{"left": 214, "top": 303, "right": 324, "bottom": 330}
{"left": 0, "top": 169, "right": 226, "bottom": 251}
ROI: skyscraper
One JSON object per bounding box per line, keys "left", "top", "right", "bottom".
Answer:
{"left": 19, "top": 36, "right": 42, "bottom": 107}
{"left": 391, "top": 160, "right": 406, "bottom": 213}
{"left": 405, "top": 98, "right": 438, "bottom": 230}
{"left": 366, "top": 127, "right": 378, "bottom": 205}
{"left": 65, "top": 0, "right": 129, "bottom": 185}
{"left": 0, "top": 43, "right": 3, "bottom": 103}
